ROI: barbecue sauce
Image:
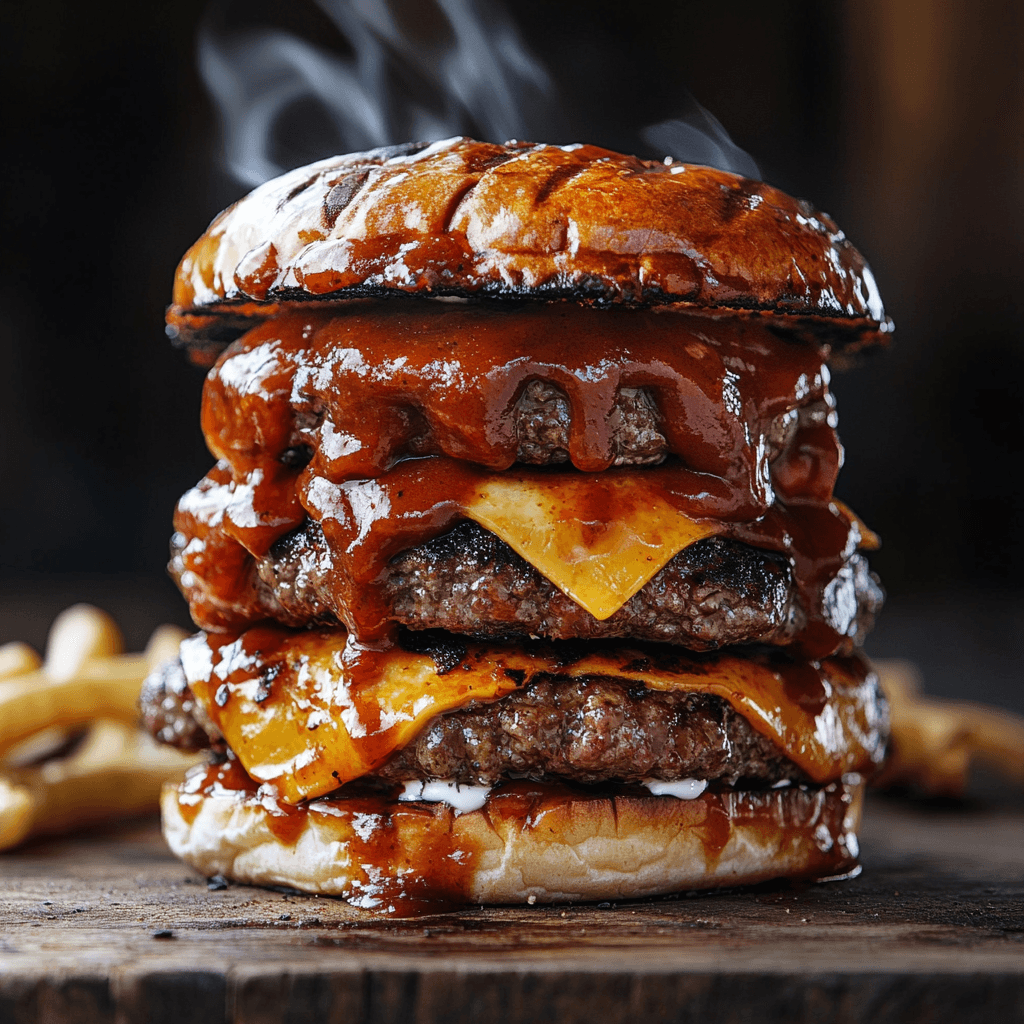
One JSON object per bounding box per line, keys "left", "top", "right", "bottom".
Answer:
{"left": 175, "top": 758, "right": 480, "bottom": 914}
{"left": 173, "top": 301, "right": 859, "bottom": 667}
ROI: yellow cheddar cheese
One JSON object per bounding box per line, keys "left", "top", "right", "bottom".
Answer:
{"left": 465, "top": 473, "right": 719, "bottom": 619}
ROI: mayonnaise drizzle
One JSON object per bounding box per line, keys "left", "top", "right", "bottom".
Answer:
{"left": 642, "top": 778, "right": 708, "bottom": 800}
{"left": 398, "top": 779, "right": 491, "bottom": 813}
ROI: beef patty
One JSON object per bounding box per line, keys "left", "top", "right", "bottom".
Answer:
{"left": 140, "top": 662, "right": 809, "bottom": 786}
{"left": 372, "top": 678, "right": 808, "bottom": 787}
{"left": 514, "top": 380, "right": 667, "bottom": 465}
{"left": 249, "top": 519, "right": 882, "bottom": 651}
{"left": 139, "top": 658, "right": 220, "bottom": 752}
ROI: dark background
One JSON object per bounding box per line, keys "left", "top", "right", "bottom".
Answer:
{"left": 2, "top": 0, "right": 1021, "bottom": 711}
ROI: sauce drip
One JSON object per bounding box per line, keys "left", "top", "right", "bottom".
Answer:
{"left": 174, "top": 301, "right": 857, "bottom": 662}
{"left": 200, "top": 301, "right": 831, "bottom": 504}
{"left": 178, "top": 759, "right": 478, "bottom": 915}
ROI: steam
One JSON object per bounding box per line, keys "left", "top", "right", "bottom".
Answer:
{"left": 200, "top": 0, "right": 759, "bottom": 187}
{"left": 641, "top": 107, "right": 760, "bottom": 181}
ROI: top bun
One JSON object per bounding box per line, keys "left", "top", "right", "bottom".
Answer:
{"left": 168, "top": 137, "right": 889, "bottom": 360}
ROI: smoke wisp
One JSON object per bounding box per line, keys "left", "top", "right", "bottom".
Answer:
{"left": 200, "top": 0, "right": 760, "bottom": 187}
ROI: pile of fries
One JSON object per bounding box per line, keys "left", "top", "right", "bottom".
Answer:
{"left": 0, "top": 605, "right": 198, "bottom": 850}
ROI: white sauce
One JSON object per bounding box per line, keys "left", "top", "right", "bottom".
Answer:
{"left": 642, "top": 778, "right": 707, "bottom": 800}
{"left": 398, "top": 779, "right": 491, "bottom": 814}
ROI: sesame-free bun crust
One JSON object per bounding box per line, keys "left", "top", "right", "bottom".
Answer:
{"left": 162, "top": 769, "right": 863, "bottom": 910}
{"left": 168, "top": 138, "right": 887, "bottom": 361}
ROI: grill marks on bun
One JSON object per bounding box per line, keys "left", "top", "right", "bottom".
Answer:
{"left": 169, "top": 138, "right": 889, "bottom": 362}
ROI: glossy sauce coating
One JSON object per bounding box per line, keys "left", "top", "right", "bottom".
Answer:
{"left": 161, "top": 141, "right": 888, "bottom": 911}
{"left": 174, "top": 301, "right": 858, "bottom": 661}
{"left": 175, "top": 758, "right": 478, "bottom": 914}
{"left": 168, "top": 138, "right": 889, "bottom": 364}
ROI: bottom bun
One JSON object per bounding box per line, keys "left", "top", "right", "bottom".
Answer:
{"left": 162, "top": 761, "right": 864, "bottom": 912}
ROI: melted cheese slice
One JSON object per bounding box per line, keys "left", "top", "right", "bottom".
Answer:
{"left": 183, "top": 628, "right": 885, "bottom": 805}
{"left": 465, "top": 473, "right": 719, "bottom": 619}
{"left": 181, "top": 630, "right": 523, "bottom": 805}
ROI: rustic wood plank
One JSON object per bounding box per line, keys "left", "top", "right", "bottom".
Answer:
{"left": 229, "top": 968, "right": 365, "bottom": 1024}
{"left": 0, "top": 794, "right": 1021, "bottom": 1022}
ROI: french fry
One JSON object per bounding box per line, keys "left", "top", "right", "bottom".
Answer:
{"left": 0, "top": 778, "right": 34, "bottom": 850}
{"left": 144, "top": 624, "right": 189, "bottom": 669}
{"left": 0, "top": 643, "right": 42, "bottom": 680}
{"left": 4, "top": 726, "right": 80, "bottom": 770}
{"left": 875, "top": 659, "right": 1024, "bottom": 796}
{"left": 0, "top": 606, "right": 198, "bottom": 851}
{"left": 0, "top": 720, "right": 197, "bottom": 850}
{"left": 0, "top": 609, "right": 187, "bottom": 761}
{"left": 44, "top": 603, "right": 124, "bottom": 679}
{"left": 0, "top": 654, "right": 151, "bottom": 760}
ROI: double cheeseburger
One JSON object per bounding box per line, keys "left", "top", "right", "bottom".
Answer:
{"left": 143, "top": 138, "right": 890, "bottom": 912}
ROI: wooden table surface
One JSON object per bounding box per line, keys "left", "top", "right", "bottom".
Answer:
{"left": 1, "top": 792, "right": 1021, "bottom": 1024}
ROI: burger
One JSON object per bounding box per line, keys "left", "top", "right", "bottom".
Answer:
{"left": 142, "top": 137, "right": 890, "bottom": 912}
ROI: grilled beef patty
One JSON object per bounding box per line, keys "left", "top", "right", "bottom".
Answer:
{"left": 247, "top": 519, "right": 882, "bottom": 651}
{"left": 371, "top": 678, "right": 808, "bottom": 787}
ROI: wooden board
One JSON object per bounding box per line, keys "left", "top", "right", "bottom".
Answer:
{"left": 1, "top": 793, "right": 1021, "bottom": 1023}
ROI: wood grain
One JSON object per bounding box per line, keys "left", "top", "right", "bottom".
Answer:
{"left": 0, "top": 794, "right": 1021, "bottom": 1023}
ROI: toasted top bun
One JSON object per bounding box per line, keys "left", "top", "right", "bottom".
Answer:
{"left": 168, "top": 138, "right": 889, "bottom": 360}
